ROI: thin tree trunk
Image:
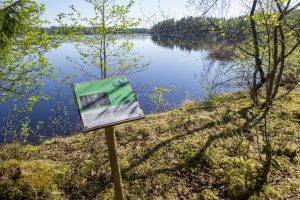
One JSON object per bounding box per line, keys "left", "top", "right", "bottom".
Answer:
{"left": 249, "top": 0, "right": 266, "bottom": 105}
{"left": 102, "top": 1, "right": 107, "bottom": 79}
{"left": 255, "top": 112, "right": 272, "bottom": 191}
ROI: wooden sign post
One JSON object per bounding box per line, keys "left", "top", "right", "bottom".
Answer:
{"left": 105, "top": 126, "right": 125, "bottom": 200}
{"left": 73, "top": 77, "right": 144, "bottom": 199}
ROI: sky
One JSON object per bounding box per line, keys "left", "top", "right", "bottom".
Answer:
{"left": 37, "top": 0, "right": 245, "bottom": 27}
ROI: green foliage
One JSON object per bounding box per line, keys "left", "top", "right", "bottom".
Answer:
{"left": 237, "top": 2, "right": 300, "bottom": 104}
{"left": 151, "top": 16, "right": 247, "bottom": 43}
{"left": 0, "top": 0, "right": 62, "bottom": 110}
{"left": 59, "top": 0, "right": 147, "bottom": 79}
{"left": 0, "top": 0, "right": 22, "bottom": 49}
{"left": 20, "top": 117, "right": 31, "bottom": 142}
{"left": 145, "top": 86, "right": 176, "bottom": 112}
{"left": 40, "top": 26, "right": 150, "bottom": 35}
{"left": 226, "top": 1, "right": 300, "bottom": 193}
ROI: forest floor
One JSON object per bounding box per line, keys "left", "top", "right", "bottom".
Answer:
{"left": 0, "top": 88, "right": 299, "bottom": 200}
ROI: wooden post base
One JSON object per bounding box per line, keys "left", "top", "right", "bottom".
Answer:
{"left": 105, "top": 126, "right": 125, "bottom": 200}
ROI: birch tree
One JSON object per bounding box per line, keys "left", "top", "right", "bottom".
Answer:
{"left": 61, "top": 0, "right": 147, "bottom": 79}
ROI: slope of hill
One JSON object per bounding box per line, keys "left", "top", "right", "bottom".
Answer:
{"left": 0, "top": 89, "right": 299, "bottom": 199}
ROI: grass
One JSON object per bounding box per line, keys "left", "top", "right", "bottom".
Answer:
{"left": 0, "top": 88, "right": 299, "bottom": 199}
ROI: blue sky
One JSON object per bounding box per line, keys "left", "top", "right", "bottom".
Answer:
{"left": 37, "top": 0, "right": 245, "bottom": 27}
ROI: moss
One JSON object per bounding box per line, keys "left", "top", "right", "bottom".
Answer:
{"left": 224, "top": 175, "right": 248, "bottom": 199}
{"left": 221, "top": 158, "right": 258, "bottom": 199}
{"left": 283, "top": 144, "right": 298, "bottom": 160}
{"left": 262, "top": 185, "right": 281, "bottom": 199}
{"left": 78, "top": 160, "right": 95, "bottom": 176}
{"left": 274, "top": 143, "right": 298, "bottom": 162}
{"left": 0, "top": 88, "right": 299, "bottom": 199}
{"left": 136, "top": 127, "right": 152, "bottom": 139}
{"left": 0, "top": 160, "right": 66, "bottom": 200}
{"left": 0, "top": 143, "right": 39, "bottom": 160}
{"left": 201, "top": 146, "right": 226, "bottom": 168}
{"left": 201, "top": 189, "right": 218, "bottom": 200}
{"left": 53, "top": 166, "right": 68, "bottom": 185}
{"left": 173, "top": 139, "right": 198, "bottom": 162}
{"left": 128, "top": 180, "right": 147, "bottom": 196}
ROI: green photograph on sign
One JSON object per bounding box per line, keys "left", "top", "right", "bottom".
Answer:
{"left": 73, "top": 77, "right": 144, "bottom": 131}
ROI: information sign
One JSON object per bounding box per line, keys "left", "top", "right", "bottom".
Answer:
{"left": 73, "top": 77, "right": 144, "bottom": 131}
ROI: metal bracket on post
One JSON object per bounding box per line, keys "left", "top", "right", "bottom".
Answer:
{"left": 105, "top": 126, "right": 125, "bottom": 200}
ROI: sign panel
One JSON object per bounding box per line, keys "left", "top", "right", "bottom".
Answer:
{"left": 73, "top": 77, "right": 144, "bottom": 131}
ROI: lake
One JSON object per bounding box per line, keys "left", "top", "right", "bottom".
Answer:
{"left": 0, "top": 35, "right": 240, "bottom": 143}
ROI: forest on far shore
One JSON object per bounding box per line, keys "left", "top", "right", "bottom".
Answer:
{"left": 40, "top": 10, "right": 300, "bottom": 48}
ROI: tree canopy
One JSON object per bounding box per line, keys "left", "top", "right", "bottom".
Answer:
{"left": 0, "top": 0, "right": 61, "bottom": 110}
{"left": 58, "top": 0, "right": 147, "bottom": 80}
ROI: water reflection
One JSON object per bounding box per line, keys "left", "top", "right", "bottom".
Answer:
{"left": 151, "top": 35, "right": 216, "bottom": 52}
{"left": 0, "top": 77, "right": 81, "bottom": 144}
{"left": 0, "top": 35, "right": 241, "bottom": 144}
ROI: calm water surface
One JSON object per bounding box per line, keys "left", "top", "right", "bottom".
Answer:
{"left": 0, "top": 35, "right": 239, "bottom": 142}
